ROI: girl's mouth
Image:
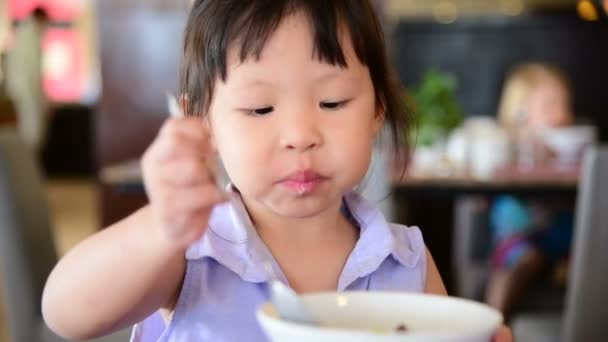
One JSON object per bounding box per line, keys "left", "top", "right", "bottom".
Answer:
{"left": 279, "top": 170, "right": 327, "bottom": 195}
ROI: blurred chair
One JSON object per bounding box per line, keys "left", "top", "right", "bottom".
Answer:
{"left": 560, "top": 145, "right": 608, "bottom": 341}
{"left": 0, "top": 130, "right": 131, "bottom": 342}
{"left": 453, "top": 197, "right": 565, "bottom": 313}
{"left": 452, "top": 196, "right": 492, "bottom": 300}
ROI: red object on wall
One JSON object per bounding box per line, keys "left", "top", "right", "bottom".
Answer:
{"left": 42, "top": 27, "right": 87, "bottom": 102}
{"left": 8, "top": 0, "right": 41, "bottom": 21}
{"left": 8, "top": 0, "right": 84, "bottom": 22}
{"left": 42, "top": 0, "right": 84, "bottom": 22}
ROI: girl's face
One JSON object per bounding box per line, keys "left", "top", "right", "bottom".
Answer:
{"left": 525, "top": 79, "right": 573, "bottom": 129}
{"left": 207, "top": 12, "right": 383, "bottom": 219}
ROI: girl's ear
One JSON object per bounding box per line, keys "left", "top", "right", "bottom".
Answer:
{"left": 372, "top": 104, "right": 386, "bottom": 138}
{"left": 182, "top": 93, "right": 218, "bottom": 152}
{"left": 203, "top": 112, "right": 218, "bottom": 152}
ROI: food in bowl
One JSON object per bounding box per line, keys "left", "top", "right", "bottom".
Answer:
{"left": 395, "top": 324, "right": 408, "bottom": 333}
{"left": 257, "top": 291, "right": 503, "bottom": 342}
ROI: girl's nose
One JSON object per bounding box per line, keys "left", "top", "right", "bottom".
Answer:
{"left": 279, "top": 111, "right": 323, "bottom": 152}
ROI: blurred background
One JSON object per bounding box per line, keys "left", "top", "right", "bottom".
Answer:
{"left": 0, "top": 0, "right": 607, "bottom": 341}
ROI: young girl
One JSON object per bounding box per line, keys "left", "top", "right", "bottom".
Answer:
{"left": 42, "top": 1, "right": 509, "bottom": 341}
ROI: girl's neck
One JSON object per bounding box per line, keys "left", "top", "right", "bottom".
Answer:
{"left": 242, "top": 194, "right": 360, "bottom": 292}
{"left": 242, "top": 196, "right": 357, "bottom": 246}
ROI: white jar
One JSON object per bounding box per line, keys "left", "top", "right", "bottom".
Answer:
{"left": 466, "top": 118, "right": 512, "bottom": 179}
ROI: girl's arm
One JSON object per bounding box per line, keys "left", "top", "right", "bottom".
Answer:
{"left": 424, "top": 248, "right": 448, "bottom": 295}
{"left": 423, "top": 248, "right": 513, "bottom": 342}
{"left": 42, "top": 206, "right": 186, "bottom": 340}
{"left": 43, "top": 117, "right": 224, "bottom": 340}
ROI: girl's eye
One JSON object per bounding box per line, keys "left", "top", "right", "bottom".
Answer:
{"left": 320, "top": 100, "right": 349, "bottom": 111}
{"left": 249, "top": 107, "right": 274, "bottom": 116}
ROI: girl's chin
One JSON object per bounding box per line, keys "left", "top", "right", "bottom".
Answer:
{"left": 259, "top": 191, "right": 342, "bottom": 218}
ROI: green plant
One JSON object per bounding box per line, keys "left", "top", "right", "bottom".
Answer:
{"left": 407, "top": 69, "right": 464, "bottom": 146}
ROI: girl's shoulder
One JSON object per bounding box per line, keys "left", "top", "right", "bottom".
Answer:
{"left": 387, "top": 223, "right": 426, "bottom": 268}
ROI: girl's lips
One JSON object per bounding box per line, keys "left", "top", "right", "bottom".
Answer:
{"left": 279, "top": 170, "right": 326, "bottom": 195}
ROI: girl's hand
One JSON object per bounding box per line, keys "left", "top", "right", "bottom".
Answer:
{"left": 142, "top": 117, "right": 225, "bottom": 252}
{"left": 493, "top": 325, "right": 514, "bottom": 342}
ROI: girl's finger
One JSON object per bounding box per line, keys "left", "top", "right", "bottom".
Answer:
{"left": 154, "top": 158, "right": 215, "bottom": 187}
{"left": 492, "top": 325, "right": 513, "bottom": 342}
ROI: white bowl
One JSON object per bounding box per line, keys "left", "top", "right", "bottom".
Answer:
{"left": 540, "top": 125, "right": 597, "bottom": 167}
{"left": 257, "top": 292, "right": 503, "bottom": 342}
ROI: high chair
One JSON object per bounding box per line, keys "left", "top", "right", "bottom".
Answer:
{"left": 0, "top": 130, "right": 131, "bottom": 342}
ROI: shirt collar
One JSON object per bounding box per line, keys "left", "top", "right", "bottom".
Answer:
{"left": 185, "top": 185, "right": 421, "bottom": 287}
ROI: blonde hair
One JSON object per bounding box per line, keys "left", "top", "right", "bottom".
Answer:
{"left": 497, "top": 63, "right": 572, "bottom": 132}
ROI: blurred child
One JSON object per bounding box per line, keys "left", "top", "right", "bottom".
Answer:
{"left": 486, "top": 63, "right": 575, "bottom": 319}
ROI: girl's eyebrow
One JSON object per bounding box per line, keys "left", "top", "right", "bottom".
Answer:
{"left": 231, "top": 66, "right": 360, "bottom": 89}
{"left": 229, "top": 78, "right": 276, "bottom": 91}
{"left": 240, "top": 79, "right": 273, "bottom": 87}
{"left": 314, "top": 70, "right": 346, "bottom": 83}
{"left": 313, "top": 67, "right": 365, "bottom": 84}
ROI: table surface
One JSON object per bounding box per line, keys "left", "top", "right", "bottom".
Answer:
{"left": 100, "top": 159, "right": 580, "bottom": 196}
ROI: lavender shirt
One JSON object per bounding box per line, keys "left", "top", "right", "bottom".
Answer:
{"left": 130, "top": 189, "right": 427, "bottom": 341}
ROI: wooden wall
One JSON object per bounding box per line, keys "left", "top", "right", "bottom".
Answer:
{"left": 95, "top": 0, "right": 189, "bottom": 225}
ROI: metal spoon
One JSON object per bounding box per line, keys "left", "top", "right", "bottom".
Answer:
{"left": 264, "top": 261, "right": 317, "bottom": 325}
{"left": 166, "top": 92, "right": 226, "bottom": 191}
